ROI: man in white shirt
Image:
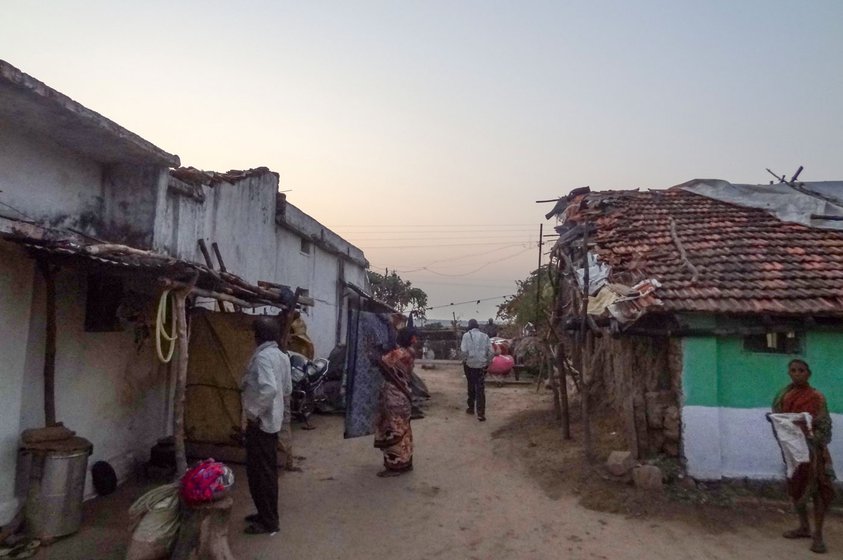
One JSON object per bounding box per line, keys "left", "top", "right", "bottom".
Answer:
{"left": 460, "top": 319, "right": 493, "bottom": 422}
{"left": 241, "top": 317, "right": 292, "bottom": 535}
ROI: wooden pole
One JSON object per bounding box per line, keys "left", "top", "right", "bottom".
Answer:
{"left": 580, "top": 218, "right": 594, "bottom": 461}
{"left": 197, "top": 239, "right": 225, "bottom": 312}
{"left": 547, "top": 350, "right": 562, "bottom": 422}
{"left": 173, "top": 289, "right": 189, "bottom": 475}
{"left": 279, "top": 288, "right": 302, "bottom": 352}
{"left": 212, "top": 242, "right": 241, "bottom": 312}
{"left": 37, "top": 260, "right": 57, "bottom": 427}
{"left": 556, "top": 341, "right": 571, "bottom": 439}
{"left": 169, "top": 272, "right": 197, "bottom": 476}
{"left": 535, "top": 223, "right": 543, "bottom": 327}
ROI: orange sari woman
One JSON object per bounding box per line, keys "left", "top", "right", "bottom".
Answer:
{"left": 772, "top": 359, "right": 835, "bottom": 554}
{"left": 372, "top": 328, "right": 416, "bottom": 477}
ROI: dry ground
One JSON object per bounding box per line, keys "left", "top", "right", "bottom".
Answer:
{"left": 32, "top": 363, "right": 841, "bottom": 559}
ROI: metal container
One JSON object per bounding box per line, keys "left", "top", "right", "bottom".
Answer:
{"left": 21, "top": 437, "right": 92, "bottom": 539}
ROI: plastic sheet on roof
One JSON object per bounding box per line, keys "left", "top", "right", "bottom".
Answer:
{"left": 678, "top": 179, "right": 843, "bottom": 231}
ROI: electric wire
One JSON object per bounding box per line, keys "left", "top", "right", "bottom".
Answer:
{"left": 426, "top": 294, "right": 512, "bottom": 310}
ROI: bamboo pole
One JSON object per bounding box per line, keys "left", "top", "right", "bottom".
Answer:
{"left": 37, "top": 260, "right": 57, "bottom": 427}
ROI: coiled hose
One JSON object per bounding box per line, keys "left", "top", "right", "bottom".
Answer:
{"left": 155, "top": 289, "right": 177, "bottom": 363}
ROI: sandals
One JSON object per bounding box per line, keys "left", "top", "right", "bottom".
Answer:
{"left": 244, "top": 523, "right": 278, "bottom": 535}
{"left": 783, "top": 529, "right": 811, "bottom": 539}
{"left": 810, "top": 540, "right": 827, "bottom": 554}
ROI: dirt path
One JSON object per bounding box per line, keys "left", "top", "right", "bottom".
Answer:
{"left": 227, "top": 364, "right": 839, "bottom": 559}
{"left": 33, "top": 363, "right": 840, "bottom": 559}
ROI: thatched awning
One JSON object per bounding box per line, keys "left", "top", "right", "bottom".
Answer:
{"left": 2, "top": 232, "right": 294, "bottom": 309}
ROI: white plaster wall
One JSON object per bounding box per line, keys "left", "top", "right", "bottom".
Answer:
{"left": 0, "top": 243, "right": 35, "bottom": 524}
{"left": 683, "top": 405, "right": 843, "bottom": 480}
{"left": 19, "top": 270, "right": 171, "bottom": 498}
{"left": 0, "top": 122, "right": 103, "bottom": 232}
{"left": 158, "top": 174, "right": 369, "bottom": 357}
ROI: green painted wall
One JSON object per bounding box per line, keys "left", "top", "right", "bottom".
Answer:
{"left": 683, "top": 329, "right": 843, "bottom": 413}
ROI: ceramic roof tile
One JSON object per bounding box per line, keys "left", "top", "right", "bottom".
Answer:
{"left": 562, "top": 188, "right": 843, "bottom": 317}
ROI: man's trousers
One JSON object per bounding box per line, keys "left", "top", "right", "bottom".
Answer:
{"left": 463, "top": 364, "right": 486, "bottom": 416}
{"left": 245, "top": 422, "right": 279, "bottom": 531}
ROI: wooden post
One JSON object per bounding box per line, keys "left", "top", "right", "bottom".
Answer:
{"left": 172, "top": 284, "right": 194, "bottom": 476}
{"left": 335, "top": 261, "right": 345, "bottom": 346}
{"left": 197, "top": 239, "right": 225, "bottom": 312}
{"left": 547, "top": 350, "right": 562, "bottom": 422}
{"left": 279, "top": 288, "right": 302, "bottom": 352}
{"left": 170, "top": 496, "right": 235, "bottom": 560}
{"left": 212, "top": 242, "right": 241, "bottom": 312}
{"left": 580, "top": 219, "right": 594, "bottom": 462}
{"left": 556, "top": 341, "right": 571, "bottom": 439}
{"left": 535, "top": 223, "right": 543, "bottom": 327}
{"left": 37, "top": 260, "right": 57, "bottom": 427}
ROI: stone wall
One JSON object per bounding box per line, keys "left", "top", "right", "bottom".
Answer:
{"left": 567, "top": 333, "right": 683, "bottom": 458}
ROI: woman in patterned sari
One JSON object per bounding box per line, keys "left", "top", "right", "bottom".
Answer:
{"left": 372, "top": 328, "right": 417, "bottom": 477}
{"left": 773, "top": 358, "right": 835, "bottom": 554}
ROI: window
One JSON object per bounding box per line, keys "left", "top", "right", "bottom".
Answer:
{"left": 743, "top": 332, "right": 801, "bottom": 354}
{"left": 300, "top": 238, "right": 312, "bottom": 255}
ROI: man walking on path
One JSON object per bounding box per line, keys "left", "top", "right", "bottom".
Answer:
{"left": 460, "top": 318, "right": 492, "bottom": 421}
{"left": 241, "top": 317, "right": 292, "bottom": 535}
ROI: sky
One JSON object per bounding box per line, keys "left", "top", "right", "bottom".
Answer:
{"left": 3, "top": 1, "right": 843, "bottom": 320}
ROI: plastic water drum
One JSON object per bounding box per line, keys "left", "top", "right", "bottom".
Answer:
{"left": 488, "top": 354, "right": 515, "bottom": 376}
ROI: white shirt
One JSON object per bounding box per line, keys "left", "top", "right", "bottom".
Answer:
{"left": 460, "top": 328, "right": 492, "bottom": 368}
{"left": 241, "top": 341, "right": 292, "bottom": 434}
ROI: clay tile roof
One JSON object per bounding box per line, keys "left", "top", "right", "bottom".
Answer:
{"left": 566, "top": 188, "right": 843, "bottom": 316}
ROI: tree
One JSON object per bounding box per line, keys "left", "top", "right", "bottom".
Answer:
{"left": 367, "top": 270, "right": 428, "bottom": 317}
{"left": 496, "top": 266, "right": 554, "bottom": 332}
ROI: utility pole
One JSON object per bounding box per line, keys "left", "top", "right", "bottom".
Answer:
{"left": 535, "top": 223, "right": 543, "bottom": 326}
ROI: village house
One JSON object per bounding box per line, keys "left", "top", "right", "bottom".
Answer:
{"left": 548, "top": 179, "right": 843, "bottom": 481}
{"left": 0, "top": 59, "right": 369, "bottom": 527}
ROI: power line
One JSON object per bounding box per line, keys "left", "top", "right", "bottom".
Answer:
{"left": 369, "top": 244, "right": 529, "bottom": 273}
{"left": 402, "top": 279, "right": 516, "bottom": 289}
{"left": 363, "top": 241, "right": 537, "bottom": 249}
{"left": 330, "top": 223, "right": 535, "bottom": 227}
{"left": 372, "top": 246, "right": 533, "bottom": 276}
{"left": 339, "top": 230, "right": 535, "bottom": 235}
{"left": 347, "top": 235, "right": 536, "bottom": 242}
{"left": 419, "top": 247, "right": 534, "bottom": 277}
{"left": 426, "top": 295, "right": 512, "bottom": 310}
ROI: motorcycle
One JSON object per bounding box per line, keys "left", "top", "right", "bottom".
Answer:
{"left": 289, "top": 352, "right": 330, "bottom": 426}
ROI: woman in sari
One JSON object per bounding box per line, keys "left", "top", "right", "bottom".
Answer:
{"left": 372, "top": 328, "right": 417, "bottom": 477}
{"left": 772, "top": 358, "right": 835, "bottom": 554}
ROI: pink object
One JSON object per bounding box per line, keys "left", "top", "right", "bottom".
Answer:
{"left": 180, "top": 459, "right": 233, "bottom": 505}
{"left": 488, "top": 354, "right": 515, "bottom": 376}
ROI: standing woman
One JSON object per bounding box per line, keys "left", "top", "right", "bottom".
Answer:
{"left": 772, "top": 358, "right": 836, "bottom": 554}
{"left": 371, "top": 328, "right": 417, "bottom": 477}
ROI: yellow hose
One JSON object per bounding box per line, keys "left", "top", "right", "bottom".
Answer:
{"left": 156, "top": 289, "right": 177, "bottom": 363}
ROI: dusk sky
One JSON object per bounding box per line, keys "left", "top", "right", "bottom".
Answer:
{"left": 3, "top": 1, "right": 842, "bottom": 320}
